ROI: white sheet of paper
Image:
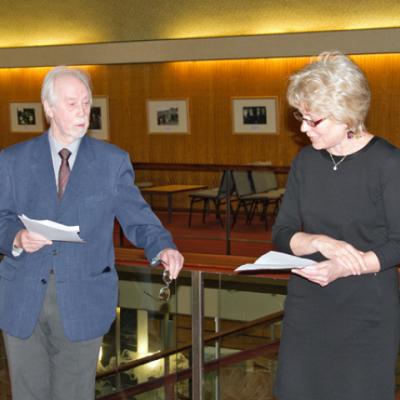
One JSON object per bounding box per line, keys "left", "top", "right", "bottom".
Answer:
{"left": 235, "top": 250, "right": 316, "bottom": 272}
{"left": 18, "top": 214, "right": 84, "bottom": 243}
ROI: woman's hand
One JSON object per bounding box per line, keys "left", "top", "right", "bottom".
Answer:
{"left": 292, "top": 258, "right": 354, "bottom": 286}
{"left": 311, "top": 236, "right": 366, "bottom": 275}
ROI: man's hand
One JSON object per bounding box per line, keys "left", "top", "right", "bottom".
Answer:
{"left": 14, "top": 229, "right": 52, "bottom": 253}
{"left": 159, "top": 248, "right": 184, "bottom": 279}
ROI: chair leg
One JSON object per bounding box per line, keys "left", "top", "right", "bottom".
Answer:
{"left": 275, "top": 196, "right": 283, "bottom": 217}
{"left": 213, "top": 199, "right": 224, "bottom": 227}
{"left": 262, "top": 200, "right": 270, "bottom": 230}
{"left": 248, "top": 201, "right": 257, "bottom": 222}
{"left": 231, "top": 200, "right": 243, "bottom": 228}
{"left": 188, "top": 198, "right": 195, "bottom": 227}
{"left": 243, "top": 201, "right": 254, "bottom": 224}
{"left": 202, "top": 199, "right": 210, "bottom": 223}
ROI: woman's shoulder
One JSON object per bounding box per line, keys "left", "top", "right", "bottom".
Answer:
{"left": 368, "top": 136, "right": 399, "bottom": 161}
{"left": 368, "top": 136, "right": 400, "bottom": 173}
{"left": 369, "top": 136, "right": 397, "bottom": 152}
{"left": 292, "top": 145, "right": 321, "bottom": 165}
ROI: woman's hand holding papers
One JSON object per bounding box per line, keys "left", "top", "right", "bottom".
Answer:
{"left": 291, "top": 258, "right": 355, "bottom": 286}
{"left": 292, "top": 250, "right": 381, "bottom": 286}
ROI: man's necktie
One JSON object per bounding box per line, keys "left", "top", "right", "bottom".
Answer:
{"left": 58, "top": 148, "right": 71, "bottom": 199}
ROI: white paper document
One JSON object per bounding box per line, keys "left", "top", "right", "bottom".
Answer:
{"left": 235, "top": 250, "right": 316, "bottom": 272}
{"left": 19, "top": 214, "right": 84, "bottom": 243}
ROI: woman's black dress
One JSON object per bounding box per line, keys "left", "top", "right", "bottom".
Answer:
{"left": 272, "top": 137, "right": 400, "bottom": 400}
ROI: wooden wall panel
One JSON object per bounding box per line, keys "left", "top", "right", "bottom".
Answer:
{"left": 1, "top": 54, "right": 400, "bottom": 209}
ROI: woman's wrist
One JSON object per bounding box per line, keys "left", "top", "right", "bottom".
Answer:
{"left": 309, "top": 234, "right": 328, "bottom": 253}
{"left": 290, "top": 232, "right": 324, "bottom": 255}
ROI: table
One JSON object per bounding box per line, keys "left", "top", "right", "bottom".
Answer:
{"left": 141, "top": 184, "right": 207, "bottom": 223}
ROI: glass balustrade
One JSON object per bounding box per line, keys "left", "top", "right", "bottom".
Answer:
{"left": 95, "top": 263, "right": 287, "bottom": 399}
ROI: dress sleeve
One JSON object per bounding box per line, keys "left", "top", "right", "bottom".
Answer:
{"left": 371, "top": 150, "right": 400, "bottom": 271}
{"left": 272, "top": 155, "right": 302, "bottom": 254}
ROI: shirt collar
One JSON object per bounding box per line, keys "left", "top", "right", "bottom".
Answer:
{"left": 48, "top": 129, "right": 82, "bottom": 156}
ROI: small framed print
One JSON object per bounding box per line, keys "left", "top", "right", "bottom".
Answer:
{"left": 88, "top": 96, "right": 109, "bottom": 140}
{"left": 147, "top": 99, "right": 189, "bottom": 134}
{"left": 10, "top": 102, "right": 44, "bottom": 133}
{"left": 232, "top": 97, "right": 278, "bottom": 134}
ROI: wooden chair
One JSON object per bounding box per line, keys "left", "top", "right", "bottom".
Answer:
{"left": 188, "top": 171, "right": 235, "bottom": 227}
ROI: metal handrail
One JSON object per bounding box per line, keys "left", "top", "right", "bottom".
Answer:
{"left": 97, "top": 341, "right": 280, "bottom": 400}
{"left": 96, "top": 312, "right": 283, "bottom": 399}
{"left": 96, "top": 311, "right": 283, "bottom": 380}
{"left": 132, "top": 162, "right": 290, "bottom": 175}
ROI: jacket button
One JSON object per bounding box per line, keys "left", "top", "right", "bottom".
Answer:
{"left": 41, "top": 279, "right": 47, "bottom": 284}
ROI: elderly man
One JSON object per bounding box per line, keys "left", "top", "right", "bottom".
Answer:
{"left": 0, "top": 66, "right": 184, "bottom": 400}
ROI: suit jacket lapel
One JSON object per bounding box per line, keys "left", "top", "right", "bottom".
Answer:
{"left": 58, "top": 135, "right": 96, "bottom": 216}
{"left": 31, "top": 132, "right": 58, "bottom": 215}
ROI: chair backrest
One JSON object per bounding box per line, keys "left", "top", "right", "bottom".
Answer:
{"left": 217, "top": 171, "right": 235, "bottom": 197}
{"left": 232, "top": 170, "right": 253, "bottom": 197}
{"left": 251, "top": 170, "right": 278, "bottom": 193}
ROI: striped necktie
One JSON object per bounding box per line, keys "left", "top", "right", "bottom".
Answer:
{"left": 58, "top": 148, "right": 71, "bottom": 199}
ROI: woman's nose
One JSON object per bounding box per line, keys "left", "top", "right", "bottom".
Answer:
{"left": 300, "top": 120, "right": 309, "bottom": 133}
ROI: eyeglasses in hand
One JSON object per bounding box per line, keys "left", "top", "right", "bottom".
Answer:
{"left": 158, "top": 269, "right": 172, "bottom": 301}
{"left": 144, "top": 267, "right": 172, "bottom": 302}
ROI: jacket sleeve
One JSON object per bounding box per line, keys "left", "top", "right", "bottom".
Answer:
{"left": 0, "top": 151, "right": 25, "bottom": 257}
{"left": 113, "top": 153, "right": 176, "bottom": 262}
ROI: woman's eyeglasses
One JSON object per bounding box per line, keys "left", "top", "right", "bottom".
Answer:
{"left": 293, "top": 110, "right": 325, "bottom": 128}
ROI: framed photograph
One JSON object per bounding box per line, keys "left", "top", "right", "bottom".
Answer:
{"left": 147, "top": 99, "right": 189, "bottom": 134}
{"left": 232, "top": 97, "right": 278, "bottom": 134}
{"left": 88, "top": 96, "right": 109, "bottom": 140}
{"left": 10, "top": 102, "right": 44, "bottom": 133}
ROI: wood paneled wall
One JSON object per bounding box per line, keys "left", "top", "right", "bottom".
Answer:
{"left": 1, "top": 54, "right": 400, "bottom": 208}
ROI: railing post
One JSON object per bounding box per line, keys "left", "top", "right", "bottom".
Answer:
{"left": 225, "top": 169, "right": 232, "bottom": 255}
{"left": 114, "top": 307, "right": 122, "bottom": 390}
{"left": 191, "top": 271, "right": 204, "bottom": 400}
{"left": 214, "top": 316, "right": 221, "bottom": 400}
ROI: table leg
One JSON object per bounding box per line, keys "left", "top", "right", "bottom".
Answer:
{"left": 167, "top": 194, "right": 173, "bottom": 223}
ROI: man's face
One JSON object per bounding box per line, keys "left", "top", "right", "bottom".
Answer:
{"left": 44, "top": 75, "right": 91, "bottom": 145}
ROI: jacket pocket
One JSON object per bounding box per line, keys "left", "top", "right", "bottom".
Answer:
{"left": 0, "top": 260, "right": 17, "bottom": 280}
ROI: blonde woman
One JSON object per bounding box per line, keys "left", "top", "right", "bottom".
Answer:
{"left": 272, "top": 52, "right": 400, "bottom": 400}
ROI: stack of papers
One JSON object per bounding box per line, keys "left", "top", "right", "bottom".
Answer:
{"left": 19, "top": 214, "right": 84, "bottom": 243}
{"left": 235, "top": 251, "right": 315, "bottom": 272}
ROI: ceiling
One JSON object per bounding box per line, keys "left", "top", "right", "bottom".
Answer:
{"left": 1, "top": 0, "right": 400, "bottom": 48}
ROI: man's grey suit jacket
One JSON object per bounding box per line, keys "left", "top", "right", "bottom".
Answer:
{"left": 0, "top": 132, "right": 175, "bottom": 341}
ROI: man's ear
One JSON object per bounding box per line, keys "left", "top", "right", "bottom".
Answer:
{"left": 43, "top": 100, "right": 53, "bottom": 120}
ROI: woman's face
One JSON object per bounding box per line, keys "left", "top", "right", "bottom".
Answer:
{"left": 297, "top": 111, "right": 348, "bottom": 152}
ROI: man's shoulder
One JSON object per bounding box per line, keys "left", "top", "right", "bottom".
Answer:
{"left": 1, "top": 132, "right": 47, "bottom": 160}
{"left": 85, "top": 136, "right": 127, "bottom": 159}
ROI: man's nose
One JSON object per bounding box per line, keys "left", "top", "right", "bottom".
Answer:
{"left": 76, "top": 103, "right": 86, "bottom": 115}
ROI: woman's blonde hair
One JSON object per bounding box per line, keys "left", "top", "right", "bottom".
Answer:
{"left": 287, "top": 51, "right": 370, "bottom": 134}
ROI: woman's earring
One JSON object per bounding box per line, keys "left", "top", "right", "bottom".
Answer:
{"left": 347, "top": 130, "right": 354, "bottom": 139}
